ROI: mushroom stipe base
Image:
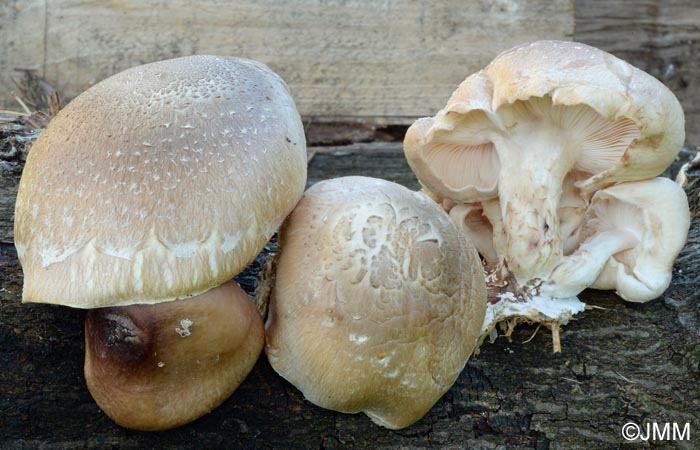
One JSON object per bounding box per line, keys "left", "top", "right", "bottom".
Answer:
{"left": 479, "top": 260, "right": 586, "bottom": 353}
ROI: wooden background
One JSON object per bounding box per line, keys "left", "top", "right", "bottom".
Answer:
{"left": 0, "top": 0, "right": 573, "bottom": 122}
{"left": 575, "top": 0, "right": 700, "bottom": 144}
{"left": 2, "top": 1, "right": 700, "bottom": 142}
{"left": 3, "top": 1, "right": 699, "bottom": 140}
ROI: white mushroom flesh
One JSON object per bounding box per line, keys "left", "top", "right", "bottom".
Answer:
{"left": 429, "top": 96, "right": 639, "bottom": 282}
{"left": 576, "top": 178, "right": 689, "bottom": 302}
{"left": 448, "top": 203, "right": 498, "bottom": 264}
{"left": 404, "top": 41, "right": 688, "bottom": 350}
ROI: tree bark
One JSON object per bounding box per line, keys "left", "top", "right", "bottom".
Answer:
{"left": 1, "top": 143, "right": 698, "bottom": 449}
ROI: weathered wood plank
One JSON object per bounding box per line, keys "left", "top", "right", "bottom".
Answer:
{"left": 5, "top": 1, "right": 700, "bottom": 145}
{"left": 0, "top": 0, "right": 574, "bottom": 121}
{"left": 575, "top": 0, "right": 700, "bottom": 144}
{"left": 307, "top": 142, "right": 418, "bottom": 189}
{"left": 1, "top": 142, "right": 699, "bottom": 449}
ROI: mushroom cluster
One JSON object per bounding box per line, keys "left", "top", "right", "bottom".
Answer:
{"left": 14, "top": 55, "right": 307, "bottom": 430}
{"left": 14, "top": 40, "right": 691, "bottom": 432}
{"left": 404, "top": 40, "right": 690, "bottom": 349}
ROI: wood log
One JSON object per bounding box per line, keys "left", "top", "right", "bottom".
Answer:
{"left": 1, "top": 142, "right": 698, "bottom": 449}
{"left": 0, "top": 122, "right": 36, "bottom": 244}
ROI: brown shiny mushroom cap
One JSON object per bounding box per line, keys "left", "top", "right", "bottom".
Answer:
{"left": 265, "top": 176, "right": 486, "bottom": 429}
{"left": 85, "top": 280, "right": 264, "bottom": 431}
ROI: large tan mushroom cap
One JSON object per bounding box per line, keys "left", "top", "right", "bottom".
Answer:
{"left": 265, "top": 176, "right": 486, "bottom": 429}
{"left": 14, "top": 55, "right": 307, "bottom": 308}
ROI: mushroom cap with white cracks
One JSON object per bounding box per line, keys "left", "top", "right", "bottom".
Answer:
{"left": 14, "top": 55, "right": 307, "bottom": 308}
{"left": 404, "top": 40, "right": 684, "bottom": 280}
{"left": 84, "top": 280, "right": 264, "bottom": 431}
{"left": 582, "top": 177, "right": 689, "bottom": 302}
{"left": 265, "top": 176, "right": 486, "bottom": 430}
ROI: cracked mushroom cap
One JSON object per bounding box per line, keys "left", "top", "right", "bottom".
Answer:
{"left": 404, "top": 40, "right": 684, "bottom": 280}
{"left": 14, "top": 55, "right": 307, "bottom": 308}
{"left": 265, "top": 176, "right": 486, "bottom": 429}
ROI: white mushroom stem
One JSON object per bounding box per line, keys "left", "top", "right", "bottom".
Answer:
{"left": 490, "top": 122, "right": 574, "bottom": 282}
{"left": 539, "top": 228, "right": 639, "bottom": 299}
{"left": 481, "top": 198, "right": 506, "bottom": 262}
{"left": 480, "top": 258, "right": 587, "bottom": 354}
{"left": 483, "top": 96, "right": 639, "bottom": 284}
{"left": 559, "top": 172, "right": 589, "bottom": 255}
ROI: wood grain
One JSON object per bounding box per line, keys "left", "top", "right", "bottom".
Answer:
{"left": 0, "top": 0, "right": 573, "bottom": 121}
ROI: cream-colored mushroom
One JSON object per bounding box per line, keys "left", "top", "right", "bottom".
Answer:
{"left": 14, "top": 55, "right": 307, "bottom": 430}
{"left": 265, "top": 176, "right": 486, "bottom": 429}
{"left": 542, "top": 177, "right": 690, "bottom": 302}
{"left": 448, "top": 202, "right": 498, "bottom": 264}
{"left": 405, "top": 40, "right": 684, "bottom": 282}
{"left": 404, "top": 41, "right": 688, "bottom": 348}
